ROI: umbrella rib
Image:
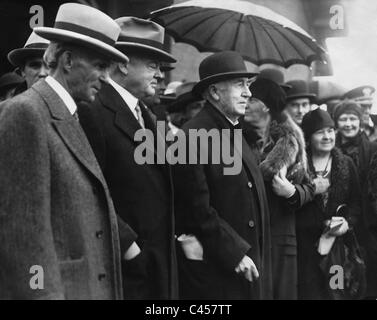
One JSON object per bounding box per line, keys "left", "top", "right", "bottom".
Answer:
{"left": 248, "top": 16, "right": 287, "bottom": 63}
{"left": 204, "top": 11, "right": 240, "bottom": 46}
{"left": 263, "top": 18, "right": 320, "bottom": 60}
{"left": 246, "top": 15, "right": 261, "bottom": 63}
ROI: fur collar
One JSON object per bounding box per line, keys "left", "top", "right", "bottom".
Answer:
{"left": 259, "top": 111, "right": 308, "bottom": 183}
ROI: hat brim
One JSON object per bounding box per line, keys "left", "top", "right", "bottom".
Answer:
{"left": 8, "top": 48, "right": 47, "bottom": 67}
{"left": 192, "top": 71, "right": 259, "bottom": 97}
{"left": 34, "top": 27, "right": 129, "bottom": 63}
{"left": 286, "top": 93, "right": 316, "bottom": 102}
{"left": 115, "top": 42, "right": 176, "bottom": 63}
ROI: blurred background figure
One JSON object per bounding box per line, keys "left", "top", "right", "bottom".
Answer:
{"left": 309, "top": 78, "right": 347, "bottom": 118}
{"left": 166, "top": 81, "right": 204, "bottom": 129}
{"left": 0, "top": 72, "right": 24, "bottom": 101}
{"left": 7, "top": 31, "right": 49, "bottom": 92}
{"left": 259, "top": 68, "right": 291, "bottom": 93}
{"left": 284, "top": 80, "right": 316, "bottom": 126}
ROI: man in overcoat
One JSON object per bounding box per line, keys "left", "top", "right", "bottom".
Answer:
{"left": 78, "top": 17, "right": 178, "bottom": 299}
{"left": 173, "top": 51, "right": 273, "bottom": 300}
{"left": 0, "top": 3, "right": 137, "bottom": 299}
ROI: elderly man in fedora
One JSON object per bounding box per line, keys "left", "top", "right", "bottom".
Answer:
{"left": 0, "top": 3, "right": 138, "bottom": 300}
{"left": 173, "top": 51, "right": 272, "bottom": 300}
{"left": 284, "top": 80, "right": 316, "bottom": 126}
{"left": 7, "top": 31, "right": 50, "bottom": 92}
{"left": 78, "top": 17, "right": 178, "bottom": 300}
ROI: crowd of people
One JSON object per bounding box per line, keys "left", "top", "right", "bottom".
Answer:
{"left": 0, "top": 3, "right": 376, "bottom": 300}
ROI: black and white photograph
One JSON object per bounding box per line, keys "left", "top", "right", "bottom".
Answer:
{"left": 0, "top": 0, "right": 376, "bottom": 306}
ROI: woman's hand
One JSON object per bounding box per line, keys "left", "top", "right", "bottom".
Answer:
{"left": 272, "top": 166, "right": 296, "bottom": 199}
{"left": 327, "top": 217, "right": 349, "bottom": 237}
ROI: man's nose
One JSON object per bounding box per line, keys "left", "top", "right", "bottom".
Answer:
{"left": 243, "top": 86, "right": 252, "bottom": 98}
{"left": 39, "top": 64, "right": 49, "bottom": 77}
{"left": 154, "top": 67, "right": 163, "bottom": 78}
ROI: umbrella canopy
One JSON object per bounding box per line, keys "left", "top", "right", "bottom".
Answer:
{"left": 150, "top": 0, "right": 326, "bottom": 68}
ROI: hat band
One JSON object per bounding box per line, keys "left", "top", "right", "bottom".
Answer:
{"left": 54, "top": 21, "right": 115, "bottom": 46}
{"left": 25, "top": 43, "right": 49, "bottom": 49}
{"left": 117, "top": 36, "right": 164, "bottom": 50}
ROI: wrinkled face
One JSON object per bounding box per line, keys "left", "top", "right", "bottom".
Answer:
{"left": 310, "top": 127, "right": 336, "bottom": 153}
{"left": 214, "top": 77, "right": 253, "bottom": 120}
{"left": 125, "top": 55, "right": 162, "bottom": 99}
{"left": 285, "top": 97, "right": 311, "bottom": 125}
{"left": 244, "top": 97, "right": 270, "bottom": 129}
{"left": 69, "top": 51, "right": 109, "bottom": 103}
{"left": 22, "top": 56, "right": 49, "bottom": 88}
{"left": 337, "top": 113, "right": 361, "bottom": 139}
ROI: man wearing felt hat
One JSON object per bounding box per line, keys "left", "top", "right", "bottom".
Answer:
{"left": 7, "top": 31, "right": 50, "bottom": 91}
{"left": 173, "top": 51, "right": 272, "bottom": 299}
{"left": 0, "top": 3, "right": 137, "bottom": 300}
{"left": 0, "top": 72, "right": 24, "bottom": 101}
{"left": 284, "top": 80, "right": 316, "bottom": 126}
{"left": 78, "top": 16, "right": 178, "bottom": 299}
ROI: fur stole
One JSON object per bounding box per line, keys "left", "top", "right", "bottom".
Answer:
{"left": 259, "top": 111, "right": 308, "bottom": 183}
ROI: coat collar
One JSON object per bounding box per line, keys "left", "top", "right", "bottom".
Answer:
{"left": 32, "top": 80, "right": 107, "bottom": 185}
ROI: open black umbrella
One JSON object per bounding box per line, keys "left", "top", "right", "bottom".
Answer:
{"left": 150, "top": 0, "right": 326, "bottom": 68}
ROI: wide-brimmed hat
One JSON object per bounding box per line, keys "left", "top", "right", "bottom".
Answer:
{"left": 259, "top": 68, "right": 291, "bottom": 92}
{"left": 8, "top": 32, "right": 49, "bottom": 67}
{"left": 115, "top": 17, "right": 176, "bottom": 63}
{"left": 34, "top": 3, "right": 128, "bottom": 63}
{"left": 285, "top": 80, "right": 316, "bottom": 102}
{"left": 168, "top": 82, "right": 201, "bottom": 112}
{"left": 0, "top": 72, "right": 24, "bottom": 91}
{"left": 192, "top": 51, "right": 258, "bottom": 97}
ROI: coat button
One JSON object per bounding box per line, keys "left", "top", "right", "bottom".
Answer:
{"left": 248, "top": 220, "right": 255, "bottom": 228}
{"left": 96, "top": 231, "right": 104, "bottom": 239}
{"left": 98, "top": 273, "right": 106, "bottom": 281}
{"left": 247, "top": 181, "right": 253, "bottom": 189}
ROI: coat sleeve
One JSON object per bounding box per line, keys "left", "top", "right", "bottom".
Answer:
{"left": 0, "top": 101, "right": 64, "bottom": 299}
{"left": 173, "top": 131, "right": 250, "bottom": 271}
{"left": 346, "top": 158, "right": 362, "bottom": 227}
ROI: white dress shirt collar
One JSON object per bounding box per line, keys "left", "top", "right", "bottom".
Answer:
{"left": 108, "top": 77, "right": 139, "bottom": 120}
{"left": 45, "top": 76, "right": 77, "bottom": 116}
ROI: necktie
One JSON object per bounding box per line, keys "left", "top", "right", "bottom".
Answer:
{"left": 135, "top": 103, "right": 145, "bottom": 129}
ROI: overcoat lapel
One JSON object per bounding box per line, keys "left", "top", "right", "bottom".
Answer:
{"left": 99, "top": 83, "right": 156, "bottom": 157}
{"left": 32, "top": 80, "right": 106, "bottom": 185}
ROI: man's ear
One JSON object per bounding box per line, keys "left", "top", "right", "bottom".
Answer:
{"left": 209, "top": 85, "right": 220, "bottom": 101}
{"left": 61, "top": 51, "right": 73, "bottom": 72}
{"left": 117, "top": 62, "right": 128, "bottom": 76}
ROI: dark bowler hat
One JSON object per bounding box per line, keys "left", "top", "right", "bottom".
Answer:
{"left": 259, "top": 68, "right": 291, "bottom": 92}
{"left": 0, "top": 72, "right": 24, "bottom": 91}
{"left": 301, "top": 108, "right": 334, "bottom": 140}
{"left": 285, "top": 80, "right": 316, "bottom": 102}
{"left": 342, "top": 85, "right": 375, "bottom": 105}
{"left": 192, "top": 51, "right": 258, "bottom": 96}
{"left": 115, "top": 17, "right": 176, "bottom": 63}
{"left": 8, "top": 32, "right": 49, "bottom": 67}
{"left": 34, "top": 3, "right": 129, "bottom": 63}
